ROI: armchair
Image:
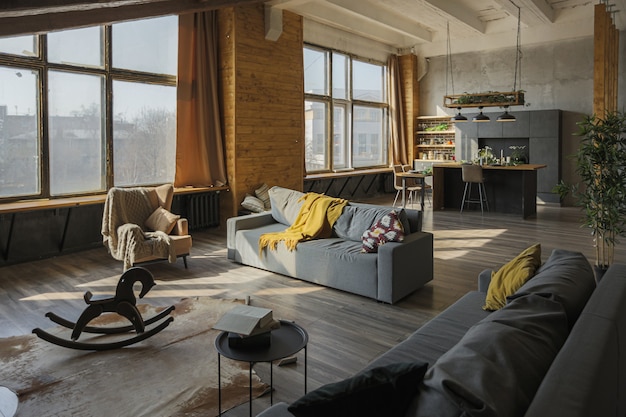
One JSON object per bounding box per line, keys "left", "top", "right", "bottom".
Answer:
{"left": 101, "top": 184, "right": 192, "bottom": 270}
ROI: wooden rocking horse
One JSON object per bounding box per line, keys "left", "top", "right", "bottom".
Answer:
{"left": 33, "top": 267, "right": 175, "bottom": 350}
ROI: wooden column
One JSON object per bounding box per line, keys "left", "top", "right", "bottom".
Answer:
{"left": 218, "top": 5, "right": 304, "bottom": 220}
{"left": 398, "top": 54, "right": 419, "bottom": 163}
{"left": 593, "top": 3, "right": 619, "bottom": 116}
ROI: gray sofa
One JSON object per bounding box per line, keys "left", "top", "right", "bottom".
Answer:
{"left": 227, "top": 186, "right": 434, "bottom": 304}
{"left": 258, "top": 249, "right": 626, "bottom": 417}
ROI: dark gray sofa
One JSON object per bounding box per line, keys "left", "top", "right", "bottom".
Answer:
{"left": 257, "top": 249, "right": 626, "bottom": 417}
{"left": 227, "top": 186, "right": 434, "bottom": 304}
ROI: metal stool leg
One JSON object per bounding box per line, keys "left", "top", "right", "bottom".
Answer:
{"left": 460, "top": 182, "right": 470, "bottom": 213}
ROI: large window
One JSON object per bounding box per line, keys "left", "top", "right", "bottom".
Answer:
{"left": 304, "top": 45, "right": 388, "bottom": 172}
{"left": 0, "top": 16, "right": 177, "bottom": 200}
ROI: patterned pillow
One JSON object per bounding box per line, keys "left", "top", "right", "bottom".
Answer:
{"left": 361, "top": 210, "right": 405, "bottom": 253}
{"left": 255, "top": 183, "right": 272, "bottom": 210}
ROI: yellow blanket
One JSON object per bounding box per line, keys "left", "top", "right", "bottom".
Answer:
{"left": 259, "top": 192, "right": 348, "bottom": 253}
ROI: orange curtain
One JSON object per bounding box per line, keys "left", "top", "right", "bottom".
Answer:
{"left": 388, "top": 54, "right": 408, "bottom": 166}
{"left": 175, "top": 12, "right": 227, "bottom": 187}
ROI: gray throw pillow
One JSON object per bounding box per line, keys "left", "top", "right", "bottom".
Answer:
{"left": 424, "top": 293, "right": 568, "bottom": 417}
{"left": 515, "top": 249, "right": 595, "bottom": 328}
{"left": 333, "top": 205, "right": 410, "bottom": 242}
{"left": 268, "top": 186, "right": 305, "bottom": 226}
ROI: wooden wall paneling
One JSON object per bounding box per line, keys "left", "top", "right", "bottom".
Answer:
{"left": 219, "top": 4, "right": 304, "bottom": 219}
{"left": 399, "top": 54, "right": 419, "bottom": 163}
{"left": 593, "top": 3, "right": 619, "bottom": 116}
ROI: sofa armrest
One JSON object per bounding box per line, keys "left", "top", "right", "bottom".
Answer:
{"left": 171, "top": 218, "right": 188, "bottom": 236}
{"left": 227, "top": 211, "right": 277, "bottom": 251}
{"left": 377, "top": 231, "right": 434, "bottom": 303}
{"left": 478, "top": 269, "right": 493, "bottom": 293}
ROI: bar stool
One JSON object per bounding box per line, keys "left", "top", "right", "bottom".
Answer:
{"left": 460, "top": 164, "right": 489, "bottom": 214}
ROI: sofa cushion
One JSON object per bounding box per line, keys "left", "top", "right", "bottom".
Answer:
{"left": 515, "top": 248, "right": 595, "bottom": 328}
{"left": 333, "top": 206, "right": 410, "bottom": 242}
{"left": 288, "top": 361, "right": 428, "bottom": 417}
{"left": 241, "top": 194, "right": 266, "bottom": 213}
{"left": 483, "top": 243, "right": 542, "bottom": 311}
{"left": 361, "top": 210, "right": 405, "bottom": 253}
{"left": 269, "top": 186, "right": 305, "bottom": 226}
{"left": 424, "top": 293, "right": 569, "bottom": 417}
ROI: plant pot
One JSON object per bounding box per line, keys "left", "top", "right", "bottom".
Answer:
{"left": 593, "top": 264, "right": 609, "bottom": 283}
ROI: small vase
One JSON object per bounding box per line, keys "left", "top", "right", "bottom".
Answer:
{"left": 593, "top": 264, "right": 608, "bottom": 283}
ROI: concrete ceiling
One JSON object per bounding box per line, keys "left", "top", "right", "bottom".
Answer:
{"left": 267, "top": 0, "right": 626, "bottom": 56}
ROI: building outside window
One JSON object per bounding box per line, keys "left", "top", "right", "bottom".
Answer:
{"left": 0, "top": 15, "right": 177, "bottom": 200}
{"left": 304, "top": 45, "right": 388, "bottom": 173}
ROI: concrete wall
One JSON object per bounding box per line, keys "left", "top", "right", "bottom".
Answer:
{"left": 419, "top": 33, "right": 625, "bottom": 204}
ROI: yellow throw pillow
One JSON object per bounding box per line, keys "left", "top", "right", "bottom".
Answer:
{"left": 145, "top": 207, "right": 180, "bottom": 234}
{"left": 483, "top": 243, "right": 542, "bottom": 311}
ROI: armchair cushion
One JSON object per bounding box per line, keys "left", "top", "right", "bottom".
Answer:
{"left": 145, "top": 207, "right": 180, "bottom": 234}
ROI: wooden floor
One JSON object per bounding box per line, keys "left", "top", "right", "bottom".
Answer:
{"left": 1, "top": 195, "right": 623, "bottom": 416}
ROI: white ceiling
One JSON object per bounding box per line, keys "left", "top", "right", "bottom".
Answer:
{"left": 267, "top": 0, "right": 626, "bottom": 56}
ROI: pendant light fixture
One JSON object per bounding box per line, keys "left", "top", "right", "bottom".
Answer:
{"left": 473, "top": 107, "right": 490, "bottom": 122}
{"left": 452, "top": 107, "right": 467, "bottom": 121}
{"left": 445, "top": 23, "right": 467, "bottom": 122}
{"left": 497, "top": 105, "right": 516, "bottom": 122}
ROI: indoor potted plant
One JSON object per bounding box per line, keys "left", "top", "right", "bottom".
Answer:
{"left": 554, "top": 112, "right": 626, "bottom": 279}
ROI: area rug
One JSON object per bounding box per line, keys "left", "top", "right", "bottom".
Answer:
{"left": 0, "top": 298, "right": 269, "bottom": 417}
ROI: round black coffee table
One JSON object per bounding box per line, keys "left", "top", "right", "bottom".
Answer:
{"left": 215, "top": 320, "right": 308, "bottom": 417}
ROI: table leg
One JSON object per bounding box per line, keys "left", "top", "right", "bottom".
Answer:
{"left": 218, "top": 353, "right": 222, "bottom": 416}
{"left": 401, "top": 177, "right": 407, "bottom": 208}
{"left": 304, "top": 346, "right": 308, "bottom": 394}
{"left": 420, "top": 178, "right": 426, "bottom": 211}
{"left": 270, "top": 361, "right": 274, "bottom": 405}
{"left": 249, "top": 362, "right": 253, "bottom": 417}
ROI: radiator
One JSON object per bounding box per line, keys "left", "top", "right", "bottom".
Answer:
{"left": 186, "top": 192, "right": 220, "bottom": 230}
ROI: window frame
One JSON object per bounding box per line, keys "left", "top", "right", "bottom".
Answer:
{"left": 304, "top": 43, "right": 389, "bottom": 174}
{"left": 0, "top": 21, "right": 176, "bottom": 202}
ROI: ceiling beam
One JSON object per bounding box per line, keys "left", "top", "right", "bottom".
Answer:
{"left": 424, "top": 0, "right": 486, "bottom": 34}
{"left": 494, "top": 0, "right": 554, "bottom": 25}
{"left": 325, "top": 0, "right": 432, "bottom": 42}
{"left": 0, "top": 0, "right": 264, "bottom": 36}
{"left": 294, "top": 1, "right": 425, "bottom": 47}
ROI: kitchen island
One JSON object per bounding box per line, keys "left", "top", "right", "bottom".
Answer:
{"left": 432, "top": 163, "right": 547, "bottom": 218}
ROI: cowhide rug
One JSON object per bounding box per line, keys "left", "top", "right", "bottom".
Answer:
{"left": 0, "top": 298, "right": 269, "bottom": 417}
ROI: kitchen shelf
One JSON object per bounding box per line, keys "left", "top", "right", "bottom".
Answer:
{"left": 415, "top": 116, "right": 456, "bottom": 164}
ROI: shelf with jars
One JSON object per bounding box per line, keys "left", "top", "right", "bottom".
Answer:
{"left": 415, "top": 116, "right": 456, "bottom": 163}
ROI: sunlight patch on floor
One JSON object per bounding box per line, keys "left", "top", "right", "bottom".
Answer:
{"left": 253, "top": 286, "right": 324, "bottom": 296}
{"left": 21, "top": 288, "right": 226, "bottom": 301}
{"left": 435, "top": 250, "right": 470, "bottom": 260}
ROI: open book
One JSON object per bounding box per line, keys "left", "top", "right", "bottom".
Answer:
{"left": 213, "top": 305, "right": 279, "bottom": 336}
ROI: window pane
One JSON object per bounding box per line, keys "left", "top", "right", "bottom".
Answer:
{"left": 353, "top": 60, "right": 385, "bottom": 102}
{"left": 48, "top": 27, "right": 103, "bottom": 68}
{"left": 333, "top": 104, "right": 348, "bottom": 169}
{"left": 304, "top": 48, "right": 327, "bottom": 95}
{"left": 113, "top": 16, "right": 177, "bottom": 75}
{"left": 0, "top": 35, "right": 37, "bottom": 57}
{"left": 48, "top": 71, "right": 104, "bottom": 195}
{"left": 353, "top": 106, "right": 386, "bottom": 168}
{"left": 332, "top": 53, "right": 348, "bottom": 99}
{"left": 305, "top": 100, "right": 328, "bottom": 172}
{"left": 113, "top": 81, "right": 176, "bottom": 186}
{"left": 0, "top": 67, "right": 40, "bottom": 197}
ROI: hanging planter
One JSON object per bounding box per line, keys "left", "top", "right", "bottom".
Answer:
{"left": 444, "top": 91, "right": 525, "bottom": 108}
